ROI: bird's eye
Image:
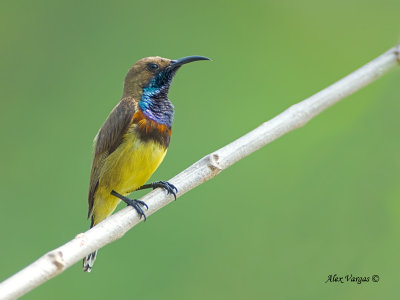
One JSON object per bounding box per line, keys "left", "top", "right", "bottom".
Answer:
{"left": 147, "top": 63, "right": 159, "bottom": 71}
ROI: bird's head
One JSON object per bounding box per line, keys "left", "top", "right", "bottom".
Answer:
{"left": 122, "top": 56, "right": 210, "bottom": 99}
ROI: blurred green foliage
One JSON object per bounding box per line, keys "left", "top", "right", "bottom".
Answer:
{"left": 1, "top": 0, "right": 399, "bottom": 299}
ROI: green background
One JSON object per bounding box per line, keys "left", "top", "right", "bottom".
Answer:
{"left": 1, "top": 0, "right": 399, "bottom": 299}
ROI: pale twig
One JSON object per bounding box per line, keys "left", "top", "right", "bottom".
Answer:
{"left": 0, "top": 45, "right": 399, "bottom": 300}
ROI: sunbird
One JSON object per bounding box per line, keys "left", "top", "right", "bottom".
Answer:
{"left": 83, "top": 55, "right": 210, "bottom": 272}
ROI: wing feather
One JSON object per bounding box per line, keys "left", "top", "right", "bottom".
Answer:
{"left": 87, "top": 98, "right": 137, "bottom": 217}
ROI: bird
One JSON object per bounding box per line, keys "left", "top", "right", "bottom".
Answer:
{"left": 82, "top": 55, "right": 210, "bottom": 272}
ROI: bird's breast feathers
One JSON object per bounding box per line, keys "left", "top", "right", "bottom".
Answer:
{"left": 132, "top": 110, "right": 171, "bottom": 148}
{"left": 97, "top": 110, "right": 171, "bottom": 195}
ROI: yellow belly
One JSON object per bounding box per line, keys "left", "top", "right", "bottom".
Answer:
{"left": 92, "top": 130, "right": 167, "bottom": 225}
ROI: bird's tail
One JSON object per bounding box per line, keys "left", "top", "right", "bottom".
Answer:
{"left": 83, "top": 250, "right": 97, "bottom": 272}
{"left": 83, "top": 216, "right": 98, "bottom": 272}
{"left": 83, "top": 194, "right": 120, "bottom": 272}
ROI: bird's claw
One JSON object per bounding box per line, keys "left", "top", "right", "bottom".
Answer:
{"left": 153, "top": 181, "right": 178, "bottom": 200}
{"left": 125, "top": 199, "right": 148, "bottom": 221}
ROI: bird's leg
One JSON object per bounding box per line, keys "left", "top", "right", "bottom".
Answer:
{"left": 137, "top": 181, "right": 178, "bottom": 200}
{"left": 111, "top": 190, "right": 148, "bottom": 221}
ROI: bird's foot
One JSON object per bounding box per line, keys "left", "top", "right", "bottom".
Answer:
{"left": 151, "top": 181, "right": 178, "bottom": 200}
{"left": 111, "top": 190, "right": 148, "bottom": 221}
{"left": 124, "top": 199, "right": 148, "bottom": 221}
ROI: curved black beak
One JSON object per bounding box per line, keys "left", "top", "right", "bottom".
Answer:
{"left": 170, "top": 56, "right": 211, "bottom": 69}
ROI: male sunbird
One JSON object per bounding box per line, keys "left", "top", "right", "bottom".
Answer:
{"left": 83, "top": 55, "right": 210, "bottom": 272}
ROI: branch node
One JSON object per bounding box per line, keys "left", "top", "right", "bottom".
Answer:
{"left": 208, "top": 153, "right": 223, "bottom": 173}
{"left": 47, "top": 251, "right": 65, "bottom": 271}
{"left": 75, "top": 233, "right": 87, "bottom": 247}
{"left": 288, "top": 105, "right": 311, "bottom": 129}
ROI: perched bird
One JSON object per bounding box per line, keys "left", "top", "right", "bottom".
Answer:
{"left": 83, "top": 55, "right": 210, "bottom": 272}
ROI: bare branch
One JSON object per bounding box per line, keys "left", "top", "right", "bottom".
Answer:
{"left": 0, "top": 46, "right": 399, "bottom": 300}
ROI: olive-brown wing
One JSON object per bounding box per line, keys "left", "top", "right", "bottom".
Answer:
{"left": 87, "top": 98, "right": 137, "bottom": 218}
